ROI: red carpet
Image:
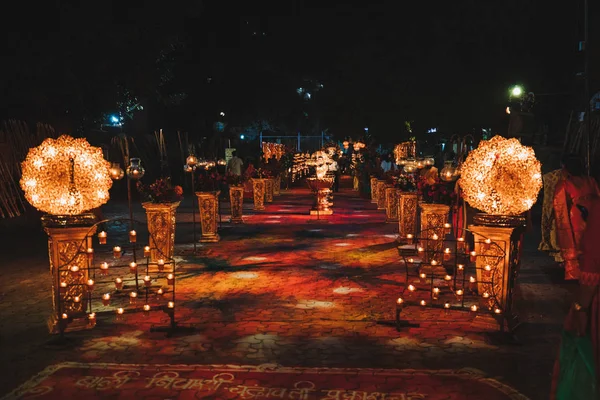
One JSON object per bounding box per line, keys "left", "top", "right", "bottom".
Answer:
{"left": 5, "top": 363, "right": 529, "bottom": 399}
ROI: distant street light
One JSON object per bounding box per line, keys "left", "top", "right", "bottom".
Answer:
{"left": 505, "top": 106, "right": 511, "bottom": 114}
{"left": 220, "top": 111, "right": 225, "bottom": 117}
{"left": 240, "top": 134, "right": 245, "bottom": 140}
{"left": 510, "top": 85, "right": 523, "bottom": 98}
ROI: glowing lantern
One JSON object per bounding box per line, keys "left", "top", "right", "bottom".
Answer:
{"left": 440, "top": 161, "right": 457, "bottom": 182}
{"left": 458, "top": 135, "right": 542, "bottom": 215}
{"left": 109, "top": 163, "right": 124, "bottom": 180}
{"left": 20, "top": 135, "right": 112, "bottom": 215}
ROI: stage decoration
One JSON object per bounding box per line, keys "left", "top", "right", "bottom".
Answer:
{"left": 458, "top": 135, "right": 542, "bottom": 216}
{"left": 20, "top": 135, "right": 112, "bottom": 215}
{"left": 393, "top": 141, "right": 417, "bottom": 164}
{"left": 262, "top": 142, "right": 285, "bottom": 161}
{"left": 306, "top": 150, "right": 332, "bottom": 179}
{"left": 196, "top": 191, "right": 220, "bottom": 242}
{"left": 306, "top": 177, "right": 334, "bottom": 216}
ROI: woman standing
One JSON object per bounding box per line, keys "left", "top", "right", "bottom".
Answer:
{"left": 553, "top": 154, "right": 600, "bottom": 280}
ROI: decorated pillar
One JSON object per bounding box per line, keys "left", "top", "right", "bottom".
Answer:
{"left": 376, "top": 180, "right": 388, "bottom": 210}
{"left": 251, "top": 179, "right": 266, "bottom": 210}
{"left": 370, "top": 177, "right": 378, "bottom": 203}
{"left": 397, "top": 192, "right": 418, "bottom": 239}
{"left": 265, "top": 178, "right": 274, "bottom": 203}
{"left": 469, "top": 215, "right": 525, "bottom": 330}
{"left": 229, "top": 186, "right": 244, "bottom": 223}
{"left": 142, "top": 202, "right": 180, "bottom": 262}
{"left": 419, "top": 203, "right": 450, "bottom": 264}
{"left": 43, "top": 214, "right": 97, "bottom": 333}
{"left": 385, "top": 187, "right": 399, "bottom": 223}
{"left": 196, "top": 192, "right": 220, "bottom": 242}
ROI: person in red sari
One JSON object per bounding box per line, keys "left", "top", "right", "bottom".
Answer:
{"left": 551, "top": 198, "right": 600, "bottom": 399}
{"left": 553, "top": 154, "right": 600, "bottom": 280}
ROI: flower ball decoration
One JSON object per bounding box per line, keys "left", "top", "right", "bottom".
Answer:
{"left": 20, "top": 135, "right": 113, "bottom": 215}
{"left": 458, "top": 135, "right": 542, "bottom": 215}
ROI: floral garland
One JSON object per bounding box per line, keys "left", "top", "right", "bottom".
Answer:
{"left": 137, "top": 178, "right": 183, "bottom": 203}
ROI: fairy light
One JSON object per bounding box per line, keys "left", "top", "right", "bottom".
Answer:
{"left": 457, "top": 135, "right": 542, "bottom": 215}
{"left": 20, "top": 135, "right": 112, "bottom": 215}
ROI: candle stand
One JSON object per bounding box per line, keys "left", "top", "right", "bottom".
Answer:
{"left": 50, "top": 217, "right": 189, "bottom": 340}
{"left": 395, "top": 225, "right": 519, "bottom": 335}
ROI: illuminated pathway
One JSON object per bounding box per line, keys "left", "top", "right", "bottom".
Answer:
{"left": 0, "top": 186, "right": 569, "bottom": 399}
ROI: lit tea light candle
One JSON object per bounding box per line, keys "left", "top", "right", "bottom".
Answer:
{"left": 59, "top": 281, "right": 67, "bottom": 293}
{"left": 483, "top": 238, "right": 492, "bottom": 250}
{"left": 457, "top": 237, "right": 466, "bottom": 251}
{"left": 61, "top": 313, "right": 68, "bottom": 320}
{"left": 100, "top": 262, "right": 109, "bottom": 275}
{"left": 113, "top": 246, "right": 122, "bottom": 258}
{"left": 419, "top": 272, "right": 427, "bottom": 280}
{"left": 129, "top": 291, "right": 138, "bottom": 304}
{"left": 470, "top": 305, "right": 478, "bottom": 312}
{"left": 444, "top": 302, "right": 451, "bottom": 309}
{"left": 494, "top": 308, "right": 502, "bottom": 314}
{"left": 420, "top": 300, "right": 426, "bottom": 306}
{"left": 98, "top": 231, "right": 107, "bottom": 244}
{"left": 432, "top": 287, "right": 440, "bottom": 299}
{"left": 444, "top": 274, "right": 452, "bottom": 281}
{"left": 73, "top": 295, "right": 81, "bottom": 303}
{"left": 167, "top": 301, "right": 175, "bottom": 309}
{"left": 484, "top": 264, "right": 491, "bottom": 271}
{"left": 482, "top": 292, "right": 490, "bottom": 298}
{"left": 408, "top": 284, "right": 416, "bottom": 292}
{"left": 157, "top": 288, "right": 164, "bottom": 296}
{"left": 417, "top": 246, "right": 424, "bottom": 253}
{"left": 408, "top": 258, "right": 414, "bottom": 263}
{"left": 457, "top": 264, "right": 464, "bottom": 271}
{"left": 129, "top": 230, "right": 137, "bottom": 243}
{"left": 167, "top": 273, "right": 174, "bottom": 285}
{"left": 406, "top": 233, "right": 414, "bottom": 240}
{"left": 144, "top": 246, "right": 151, "bottom": 258}
{"left": 129, "top": 262, "right": 137, "bottom": 273}
{"left": 144, "top": 275, "right": 151, "bottom": 287}
{"left": 444, "top": 223, "right": 451, "bottom": 234}
{"left": 88, "top": 312, "right": 96, "bottom": 326}
{"left": 396, "top": 297, "right": 404, "bottom": 306}
{"left": 86, "top": 279, "right": 95, "bottom": 291}
{"left": 143, "top": 304, "right": 150, "bottom": 316}
{"left": 432, "top": 233, "right": 439, "bottom": 241}
{"left": 443, "top": 248, "right": 451, "bottom": 261}
{"left": 86, "top": 247, "right": 94, "bottom": 261}
{"left": 115, "top": 277, "right": 123, "bottom": 290}
{"left": 431, "top": 260, "right": 438, "bottom": 266}
{"left": 456, "top": 289, "right": 464, "bottom": 297}
{"left": 70, "top": 265, "right": 80, "bottom": 276}
{"left": 102, "top": 293, "right": 110, "bottom": 306}
{"left": 116, "top": 308, "right": 124, "bottom": 320}
{"left": 470, "top": 251, "right": 477, "bottom": 262}
{"left": 158, "top": 259, "right": 165, "bottom": 272}
{"left": 469, "top": 276, "right": 477, "bottom": 291}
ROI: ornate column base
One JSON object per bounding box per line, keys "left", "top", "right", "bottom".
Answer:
{"left": 385, "top": 187, "right": 399, "bottom": 223}
{"left": 265, "top": 178, "right": 274, "bottom": 203}
{"left": 397, "top": 192, "right": 418, "bottom": 240}
{"left": 251, "top": 179, "right": 266, "bottom": 211}
{"left": 43, "top": 213, "right": 97, "bottom": 334}
{"left": 469, "top": 214, "right": 525, "bottom": 330}
{"left": 229, "top": 186, "right": 244, "bottom": 224}
{"left": 370, "top": 177, "right": 378, "bottom": 203}
{"left": 196, "top": 192, "right": 220, "bottom": 243}
{"left": 376, "top": 180, "right": 388, "bottom": 210}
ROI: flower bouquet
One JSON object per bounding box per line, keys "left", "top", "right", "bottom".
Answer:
{"left": 254, "top": 168, "right": 273, "bottom": 179}
{"left": 196, "top": 171, "right": 226, "bottom": 192}
{"left": 225, "top": 171, "right": 246, "bottom": 187}
{"left": 137, "top": 177, "right": 183, "bottom": 203}
{"left": 417, "top": 177, "right": 456, "bottom": 205}
{"left": 395, "top": 174, "right": 417, "bottom": 192}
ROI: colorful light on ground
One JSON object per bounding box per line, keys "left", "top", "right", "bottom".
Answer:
{"left": 458, "top": 135, "right": 542, "bottom": 215}
{"left": 20, "top": 135, "right": 112, "bottom": 215}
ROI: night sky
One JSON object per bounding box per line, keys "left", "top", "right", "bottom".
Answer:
{"left": 0, "top": 1, "right": 594, "bottom": 142}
